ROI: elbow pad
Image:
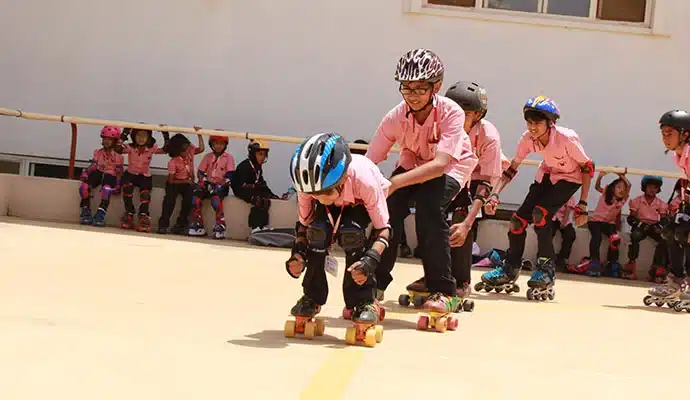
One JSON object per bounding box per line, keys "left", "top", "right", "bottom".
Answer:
{"left": 580, "top": 161, "right": 595, "bottom": 177}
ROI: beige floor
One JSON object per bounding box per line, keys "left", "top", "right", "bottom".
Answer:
{"left": 0, "top": 217, "right": 688, "bottom": 400}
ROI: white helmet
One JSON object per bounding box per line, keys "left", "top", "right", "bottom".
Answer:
{"left": 290, "top": 133, "right": 351, "bottom": 194}
{"left": 394, "top": 48, "right": 445, "bottom": 82}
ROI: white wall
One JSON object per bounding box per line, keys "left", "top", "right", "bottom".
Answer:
{"left": 1, "top": 0, "right": 688, "bottom": 204}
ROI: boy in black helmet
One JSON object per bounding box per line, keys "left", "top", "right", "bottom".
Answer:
{"left": 231, "top": 139, "right": 279, "bottom": 233}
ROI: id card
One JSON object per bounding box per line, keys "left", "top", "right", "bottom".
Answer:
{"left": 325, "top": 255, "right": 339, "bottom": 277}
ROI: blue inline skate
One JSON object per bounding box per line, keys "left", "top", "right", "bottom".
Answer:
{"left": 79, "top": 206, "right": 93, "bottom": 225}
{"left": 475, "top": 262, "right": 521, "bottom": 294}
{"left": 92, "top": 208, "right": 107, "bottom": 227}
{"left": 527, "top": 257, "right": 556, "bottom": 301}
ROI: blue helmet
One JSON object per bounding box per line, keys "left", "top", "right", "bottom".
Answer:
{"left": 641, "top": 175, "right": 663, "bottom": 192}
{"left": 524, "top": 96, "right": 560, "bottom": 121}
{"left": 290, "top": 133, "right": 351, "bottom": 194}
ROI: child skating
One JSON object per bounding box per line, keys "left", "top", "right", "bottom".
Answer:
{"left": 586, "top": 171, "right": 630, "bottom": 277}
{"left": 285, "top": 133, "right": 390, "bottom": 345}
{"left": 482, "top": 96, "right": 593, "bottom": 301}
{"left": 402, "top": 81, "right": 503, "bottom": 310}
{"left": 119, "top": 127, "right": 169, "bottom": 232}
{"left": 365, "top": 49, "right": 478, "bottom": 322}
{"left": 649, "top": 109, "right": 690, "bottom": 311}
{"left": 188, "top": 135, "right": 235, "bottom": 239}
{"left": 79, "top": 126, "right": 124, "bottom": 227}
{"left": 624, "top": 175, "right": 667, "bottom": 281}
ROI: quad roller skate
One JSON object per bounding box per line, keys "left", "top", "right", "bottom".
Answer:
{"left": 120, "top": 213, "right": 134, "bottom": 229}
{"left": 398, "top": 279, "right": 474, "bottom": 311}
{"left": 416, "top": 293, "right": 463, "bottom": 333}
{"left": 79, "top": 207, "right": 93, "bottom": 225}
{"left": 475, "top": 264, "right": 520, "bottom": 294}
{"left": 604, "top": 262, "right": 621, "bottom": 278}
{"left": 136, "top": 213, "right": 151, "bottom": 233}
{"left": 284, "top": 295, "right": 325, "bottom": 340}
{"left": 345, "top": 301, "right": 384, "bottom": 348}
{"left": 643, "top": 275, "right": 686, "bottom": 309}
{"left": 620, "top": 261, "right": 637, "bottom": 280}
{"left": 526, "top": 257, "right": 556, "bottom": 301}
{"left": 92, "top": 208, "right": 107, "bottom": 227}
{"left": 188, "top": 221, "right": 206, "bottom": 237}
{"left": 567, "top": 257, "right": 590, "bottom": 274}
{"left": 586, "top": 260, "right": 602, "bottom": 277}
{"left": 212, "top": 223, "right": 226, "bottom": 240}
{"left": 344, "top": 290, "right": 385, "bottom": 320}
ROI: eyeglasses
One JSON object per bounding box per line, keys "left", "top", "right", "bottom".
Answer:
{"left": 399, "top": 83, "right": 432, "bottom": 96}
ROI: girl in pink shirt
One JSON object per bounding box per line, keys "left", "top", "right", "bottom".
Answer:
{"left": 652, "top": 110, "right": 690, "bottom": 307}
{"left": 286, "top": 133, "right": 390, "bottom": 336}
{"left": 118, "top": 128, "right": 169, "bottom": 232}
{"left": 157, "top": 133, "right": 205, "bottom": 235}
{"left": 188, "top": 135, "right": 236, "bottom": 239}
{"left": 551, "top": 196, "right": 577, "bottom": 272}
{"left": 365, "top": 49, "right": 478, "bottom": 316}
{"left": 481, "top": 96, "right": 593, "bottom": 301}
{"left": 624, "top": 176, "right": 668, "bottom": 281}
{"left": 586, "top": 171, "right": 630, "bottom": 277}
{"left": 79, "top": 126, "right": 125, "bottom": 227}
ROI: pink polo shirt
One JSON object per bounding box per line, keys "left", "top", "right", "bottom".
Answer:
{"left": 629, "top": 195, "right": 667, "bottom": 224}
{"left": 168, "top": 157, "right": 192, "bottom": 181}
{"left": 93, "top": 149, "right": 124, "bottom": 177}
{"left": 198, "top": 152, "right": 236, "bottom": 185}
{"left": 366, "top": 95, "right": 478, "bottom": 188}
{"left": 297, "top": 155, "right": 391, "bottom": 230}
{"left": 552, "top": 196, "right": 577, "bottom": 226}
{"left": 468, "top": 119, "right": 503, "bottom": 183}
{"left": 669, "top": 196, "right": 682, "bottom": 215}
{"left": 590, "top": 195, "right": 626, "bottom": 224}
{"left": 514, "top": 126, "right": 591, "bottom": 184}
{"left": 674, "top": 145, "right": 690, "bottom": 179}
{"left": 123, "top": 144, "right": 159, "bottom": 176}
{"left": 183, "top": 144, "right": 198, "bottom": 183}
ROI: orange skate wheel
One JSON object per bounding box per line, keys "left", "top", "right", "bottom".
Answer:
{"left": 364, "top": 329, "right": 377, "bottom": 348}
{"left": 345, "top": 327, "right": 357, "bottom": 345}
{"left": 284, "top": 320, "right": 296, "bottom": 338}
{"left": 435, "top": 317, "right": 448, "bottom": 333}
{"left": 304, "top": 321, "right": 316, "bottom": 339}
{"left": 375, "top": 325, "right": 383, "bottom": 343}
{"left": 315, "top": 319, "right": 325, "bottom": 336}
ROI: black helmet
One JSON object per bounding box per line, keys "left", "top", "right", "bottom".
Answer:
{"left": 445, "top": 81, "right": 488, "bottom": 118}
{"left": 659, "top": 110, "right": 690, "bottom": 133}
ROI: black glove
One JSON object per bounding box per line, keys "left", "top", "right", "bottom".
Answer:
{"left": 626, "top": 215, "right": 640, "bottom": 229}
{"left": 354, "top": 248, "right": 381, "bottom": 276}
{"left": 285, "top": 237, "right": 308, "bottom": 279}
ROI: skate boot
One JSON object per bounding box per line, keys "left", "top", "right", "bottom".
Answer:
{"left": 188, "top": 221, "right": 207, "bottom": 237}
{"left": 136, "top": 213, "right": 151, "bottom": 233}
{"left": 212, "top": 223, "right": 226, "bottom": 240}
{"left": 79, "top": 207, "right": 93, "bottom": 225}
{"left": 475, "top": 263, "right": 520, "bottom": 294}
{"left": 284, "top": 295, "right": 324, "bottom": 339}
{"left": 643, "top": 275, "right": 687, "bottom": 309}
{"left": 345, "top": 301, "right": 385, "bottom": 347}
{"left": 399, "top": 244, "right": 413, "bottom": 258}
{"left": 120, "top": 213, "right": 134, "bottom": 230}
{"left": 604, "top": 262, "right": 621, "bottom": 278}
{"left": 456, "top": 281, "right": 475, "bottom": 312}
{"left": 92, "top": 208, "right": 107, "bottom": 227}
{"left": 398, "top": 277, "right": 429, "bottom": 308}
{"left": 586, "top": 260, "right": 602, "bottom": 277}
{"left": 526, "top": 257, "right": 556, "bottom": 301}
{"left": 620, "top": 261, "right": 637, "bottom": 280}
{"left": 417, "top": 293, "right": 462, "bottom": 333}
{"left": 343, "top": 296, "right": 386, "bottom": 321}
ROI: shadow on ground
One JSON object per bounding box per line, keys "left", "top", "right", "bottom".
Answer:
{"left": 226, "top": 329, "right": 347, "bottom": 349}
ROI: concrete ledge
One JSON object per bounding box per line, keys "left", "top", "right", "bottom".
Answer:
{"left": 0, "top": 174, "right": 9, "bottom": 216}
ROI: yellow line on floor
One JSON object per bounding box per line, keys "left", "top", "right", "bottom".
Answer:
{"left": 300, "top": 347, "right": 364, "bottom": 400}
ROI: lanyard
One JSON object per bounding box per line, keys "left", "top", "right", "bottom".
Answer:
{"left": 249, "top": 160, "right": 261, "bottom": 184}
{"left": 431, "top": 105, "right": 439, "bottom": 143}
{"left": 325, "top": 205, "right": 345, "bottom": 246}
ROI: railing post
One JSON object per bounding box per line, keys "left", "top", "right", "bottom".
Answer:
{"left": 68, "top": 123, "right": 78, "bottom": 179}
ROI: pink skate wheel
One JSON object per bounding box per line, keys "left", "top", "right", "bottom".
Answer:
{"left": 416, "top": 315, "right": 429, "bottom": 330}
{"left": 342, "top": 307, "right": 353, "bottom": 320}
{"left": 447, "top": 316, "right": 459, "bottom": 331}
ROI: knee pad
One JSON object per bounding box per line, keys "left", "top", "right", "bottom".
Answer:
{"left": 630, "top": 228, "right": 645, "bottom": 243}
{"left": 79, "top": 182, "right": 90, "bottom": 199}
{"left": 509, "top": 213, "right": 528, "bottom": 235}
{"left": 122, "top": 183, "right": 134, "bottom": 198}
{"left": 211, "top": 195, "right": 223, "bottom": 211}
{"left": 609, "top": 233, "right": 621, "bottom": 250}
{"left": 337, "top": 222, "right": 366, "bottom": 252}
{"left": 140, "top": 189, "right": 151, "bottom": 204}
{"left": 192, "top": 195, "right": 202, "bottom": 209}
{"left": 306, "top": 221, "right": 332, "bottom": 250}
{"left": 100, "top": 185, "right": 114, "bottom": 201}
{"left": 532, "top": 206, "right": 548, "bottom": 227}
{"left": 451, "top": 207, "right": 468, "bottom": 225}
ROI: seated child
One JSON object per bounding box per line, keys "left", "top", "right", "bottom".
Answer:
{"left": 231, "top": 139, "right": 278, "bottom": 233}
{"left": 551, "top": 196, "right": 577, "bottom": 272}
{"left": 623, "top": 175, "right": 668, "bottom": 280}
{"left": 188, "top": 135, "right": 236, "bottom": 239}
{"left": 118, "top": 127, "right": 169, "bottom": 232}
{"left": 157, "top": 133, "right": 205, "bottom": 234}
{"left": 79, "top": 126, "right": 124, "bottom": 227}
{"left": 586, "top": 171, "right": 630, "bottom": 277}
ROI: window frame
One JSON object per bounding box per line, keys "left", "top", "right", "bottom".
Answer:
{"left": 409, "top": 0, "right": 665, "bottom": 36}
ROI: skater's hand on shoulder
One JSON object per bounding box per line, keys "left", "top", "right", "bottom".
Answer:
{"left": 449, "top": 222, "right": 471, "bottom": 247}
{"left": 347, "top": 261, "right": 368, "bottom": 285}
{"left": 286, "top": 253, "right": 305, "bottom": 278}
